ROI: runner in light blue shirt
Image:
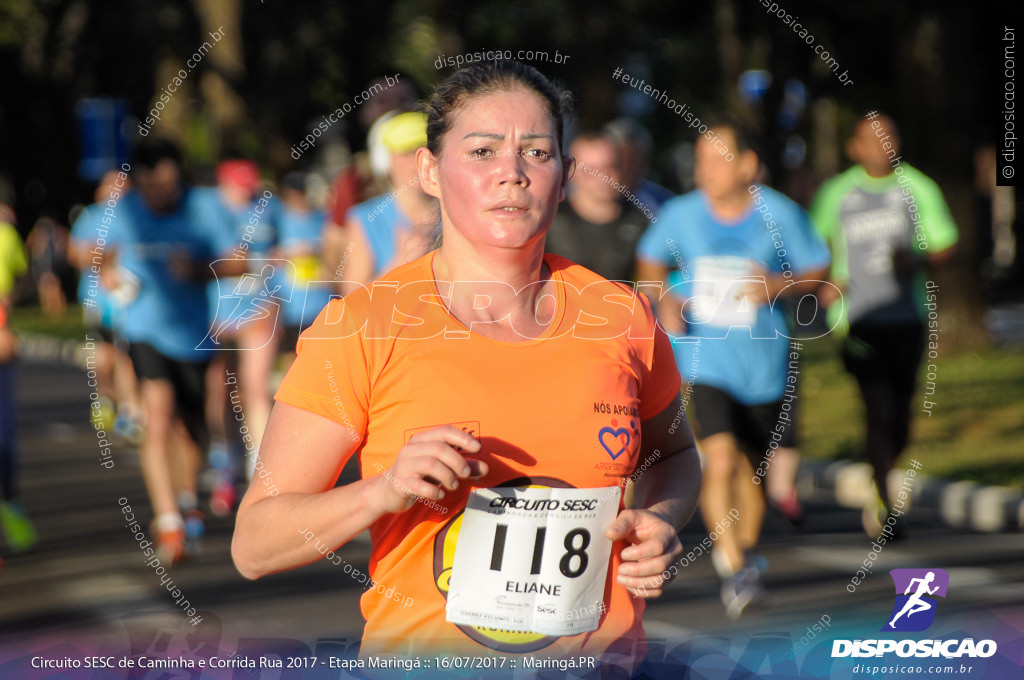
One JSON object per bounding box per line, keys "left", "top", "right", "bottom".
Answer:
{"left": 638, "top": 186, "right": 830, "bottom": 404}
{"left": 636, "top": 118, "right": 829, "bottom": 620}
{"left": 105, "top": 138, "right": 241, "bottom": 565}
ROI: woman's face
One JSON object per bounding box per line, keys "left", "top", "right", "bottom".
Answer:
{"left": 419, "top": 88, "right": 567, "bottom": 251}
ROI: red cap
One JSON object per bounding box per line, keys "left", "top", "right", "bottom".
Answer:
{"left": 216, "top": 160, "right": 261, "bottom": 194}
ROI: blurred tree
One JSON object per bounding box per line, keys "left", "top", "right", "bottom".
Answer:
{"left": 733, "top": 0, "right": 993, "bottom": 349}
{"left": 0, "top": 0, "right": 1008, "bottom": 346}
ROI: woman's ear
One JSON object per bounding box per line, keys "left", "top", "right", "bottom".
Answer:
{"left": 560, "top": 155, "right": 576, "bottom": 202}
{"left": 416, "top": 147, "right": 441, "bottom": 200}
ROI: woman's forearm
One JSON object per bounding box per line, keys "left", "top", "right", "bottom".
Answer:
{"left": 631, "top": 445, "right": 702, "bottom": 530}
{"left": 231, "top": 474, "right": 390, "bottom": 579}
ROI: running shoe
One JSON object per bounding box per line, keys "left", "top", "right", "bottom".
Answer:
{"left": 743, "top": 551, "right": 769, "bottom": 575}
{"left": 722, "top": 566, "right": 765, "bottom": 620}
{"left": 184, "top": 509, "right": 204, "bottom": 557}
{"left": 209, "top": 477, "right": 236, "bottom": 517}
{"left": 774, "top": 488, "right": 805, "bottom": 528}
{"left": 114, "top": 412, "right": 144, "bottom": 445}
{"left": 201, "top": 440, "right": 232, "bottom": 494}
{"left": 711, "top": 546, "right": 734, "bottom": 579}
{"left": 156, "top": 527, "right": 188, "bottom": 565}
{"left": 0, "top": 502, "right": 37, "bottom": 553}
{"left": 861, "top": 497, "right": 887, "bottom": 538}
{"left": 207, "top": 440, "right": 231, "bottom": 472}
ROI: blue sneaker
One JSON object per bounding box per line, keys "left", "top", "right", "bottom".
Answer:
{"left": 743, "top": 551, "right": 769, "bottom": 575}
{"left": 114, "top": 412, "right": 143, "bottom": 443}
{"left": 183, "top": 510, "right": 204, "bottom": 557}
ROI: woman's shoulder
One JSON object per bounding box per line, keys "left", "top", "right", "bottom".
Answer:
{"left": 546, "top": 253, "right": 660, "bottom": 340}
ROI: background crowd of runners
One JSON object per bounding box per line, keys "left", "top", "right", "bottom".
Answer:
{"left": 0, "top": 62, "right": 969, "bottom": 625}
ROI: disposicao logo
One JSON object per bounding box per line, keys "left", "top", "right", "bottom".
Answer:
{"left": 832, "top": 568, "right": 998, "bottom": 659}
{"left": 883, "top": 568, "right": 949, "bottom": 632}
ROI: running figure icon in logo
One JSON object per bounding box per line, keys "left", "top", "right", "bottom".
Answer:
{"left": 206, "top": 261, "right": 292, "bottom": 347}
{"left": 882, "top": 568, "right": 949, "bottom": 632}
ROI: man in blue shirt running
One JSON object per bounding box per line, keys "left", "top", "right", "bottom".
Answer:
{"left": 636, "top": 118, "right": 830, "bottom": 618}
{"left": 105, "top": 138, "right": 242, "bottom": 564}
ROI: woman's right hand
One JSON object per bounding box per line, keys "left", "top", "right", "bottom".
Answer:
{"left": 375, "top": 426, "right": 488, "bottom": 514}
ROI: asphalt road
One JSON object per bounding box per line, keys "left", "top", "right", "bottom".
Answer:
{"left": 1, "top": 357, "right": 1022, "bottom": 679}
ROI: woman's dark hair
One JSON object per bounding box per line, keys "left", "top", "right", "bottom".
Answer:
{"left": 425, "top": 59, "right": 573, "bottom": 157}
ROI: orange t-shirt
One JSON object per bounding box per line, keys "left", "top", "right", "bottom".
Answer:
{"left": 275, "top": 251, "right": 682, "bottom": 662}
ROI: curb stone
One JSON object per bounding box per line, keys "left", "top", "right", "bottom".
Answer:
{"left": 798, "top": 459, "right": 1024, "bottom": 533}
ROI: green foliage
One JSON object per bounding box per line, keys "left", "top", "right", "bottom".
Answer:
{"left": 0, "top": 0, "right": 44, "bottom": 48}
{"left": 9, "top": 305, "right": 87, "bottom": 341}
{"left": 800, "top": 338, "right": 1024, "bottom": 489}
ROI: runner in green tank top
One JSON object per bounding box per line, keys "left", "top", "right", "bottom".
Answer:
{"left": 811, "top": 112, "right": 957, "bottom": 537}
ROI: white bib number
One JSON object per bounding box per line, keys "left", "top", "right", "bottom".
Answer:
{"left": 446, "top": 486, "right": 621, "bottom": 636}
{"left": 692, "top": 256, "right": 759, "bottom": 327}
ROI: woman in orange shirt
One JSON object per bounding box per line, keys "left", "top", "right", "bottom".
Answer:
{"left": 232, "top": 60, "right": 701, "bottom": 673}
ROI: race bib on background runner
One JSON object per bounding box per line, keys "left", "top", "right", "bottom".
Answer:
{"left": 692, "top": 256, "right": 758, "bottom": 327}
{"left": 446, "top": 486, "right": 620, "bottom": 637}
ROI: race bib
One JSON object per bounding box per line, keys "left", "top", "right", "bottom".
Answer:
{"left": 446, "top": 486, "right": 621, "bottom": 637}
{"left": 692, "top": 256, "right": 758, "bottom": 327}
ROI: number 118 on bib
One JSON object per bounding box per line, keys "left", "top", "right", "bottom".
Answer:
{"left": 446, "top": 485, "right": 620, "bottom": 636}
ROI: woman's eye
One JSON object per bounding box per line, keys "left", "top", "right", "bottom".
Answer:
{"left": 524, "top": 149, "right": 552, "bottom": 160}
{"left": 467, "top": 148, "right": 494, "bottom": 160}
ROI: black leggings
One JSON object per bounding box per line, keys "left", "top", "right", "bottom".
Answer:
{"left": 842, "top": 322, "right": 924, "bottom": 507}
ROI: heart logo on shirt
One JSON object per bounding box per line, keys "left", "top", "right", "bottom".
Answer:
{"left": 598, "top": 427, "right": 631, "bottom": 460}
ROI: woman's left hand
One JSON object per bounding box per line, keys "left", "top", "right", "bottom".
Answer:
{"left": 606, "top": 508, "right": 683, "bottom": 598}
